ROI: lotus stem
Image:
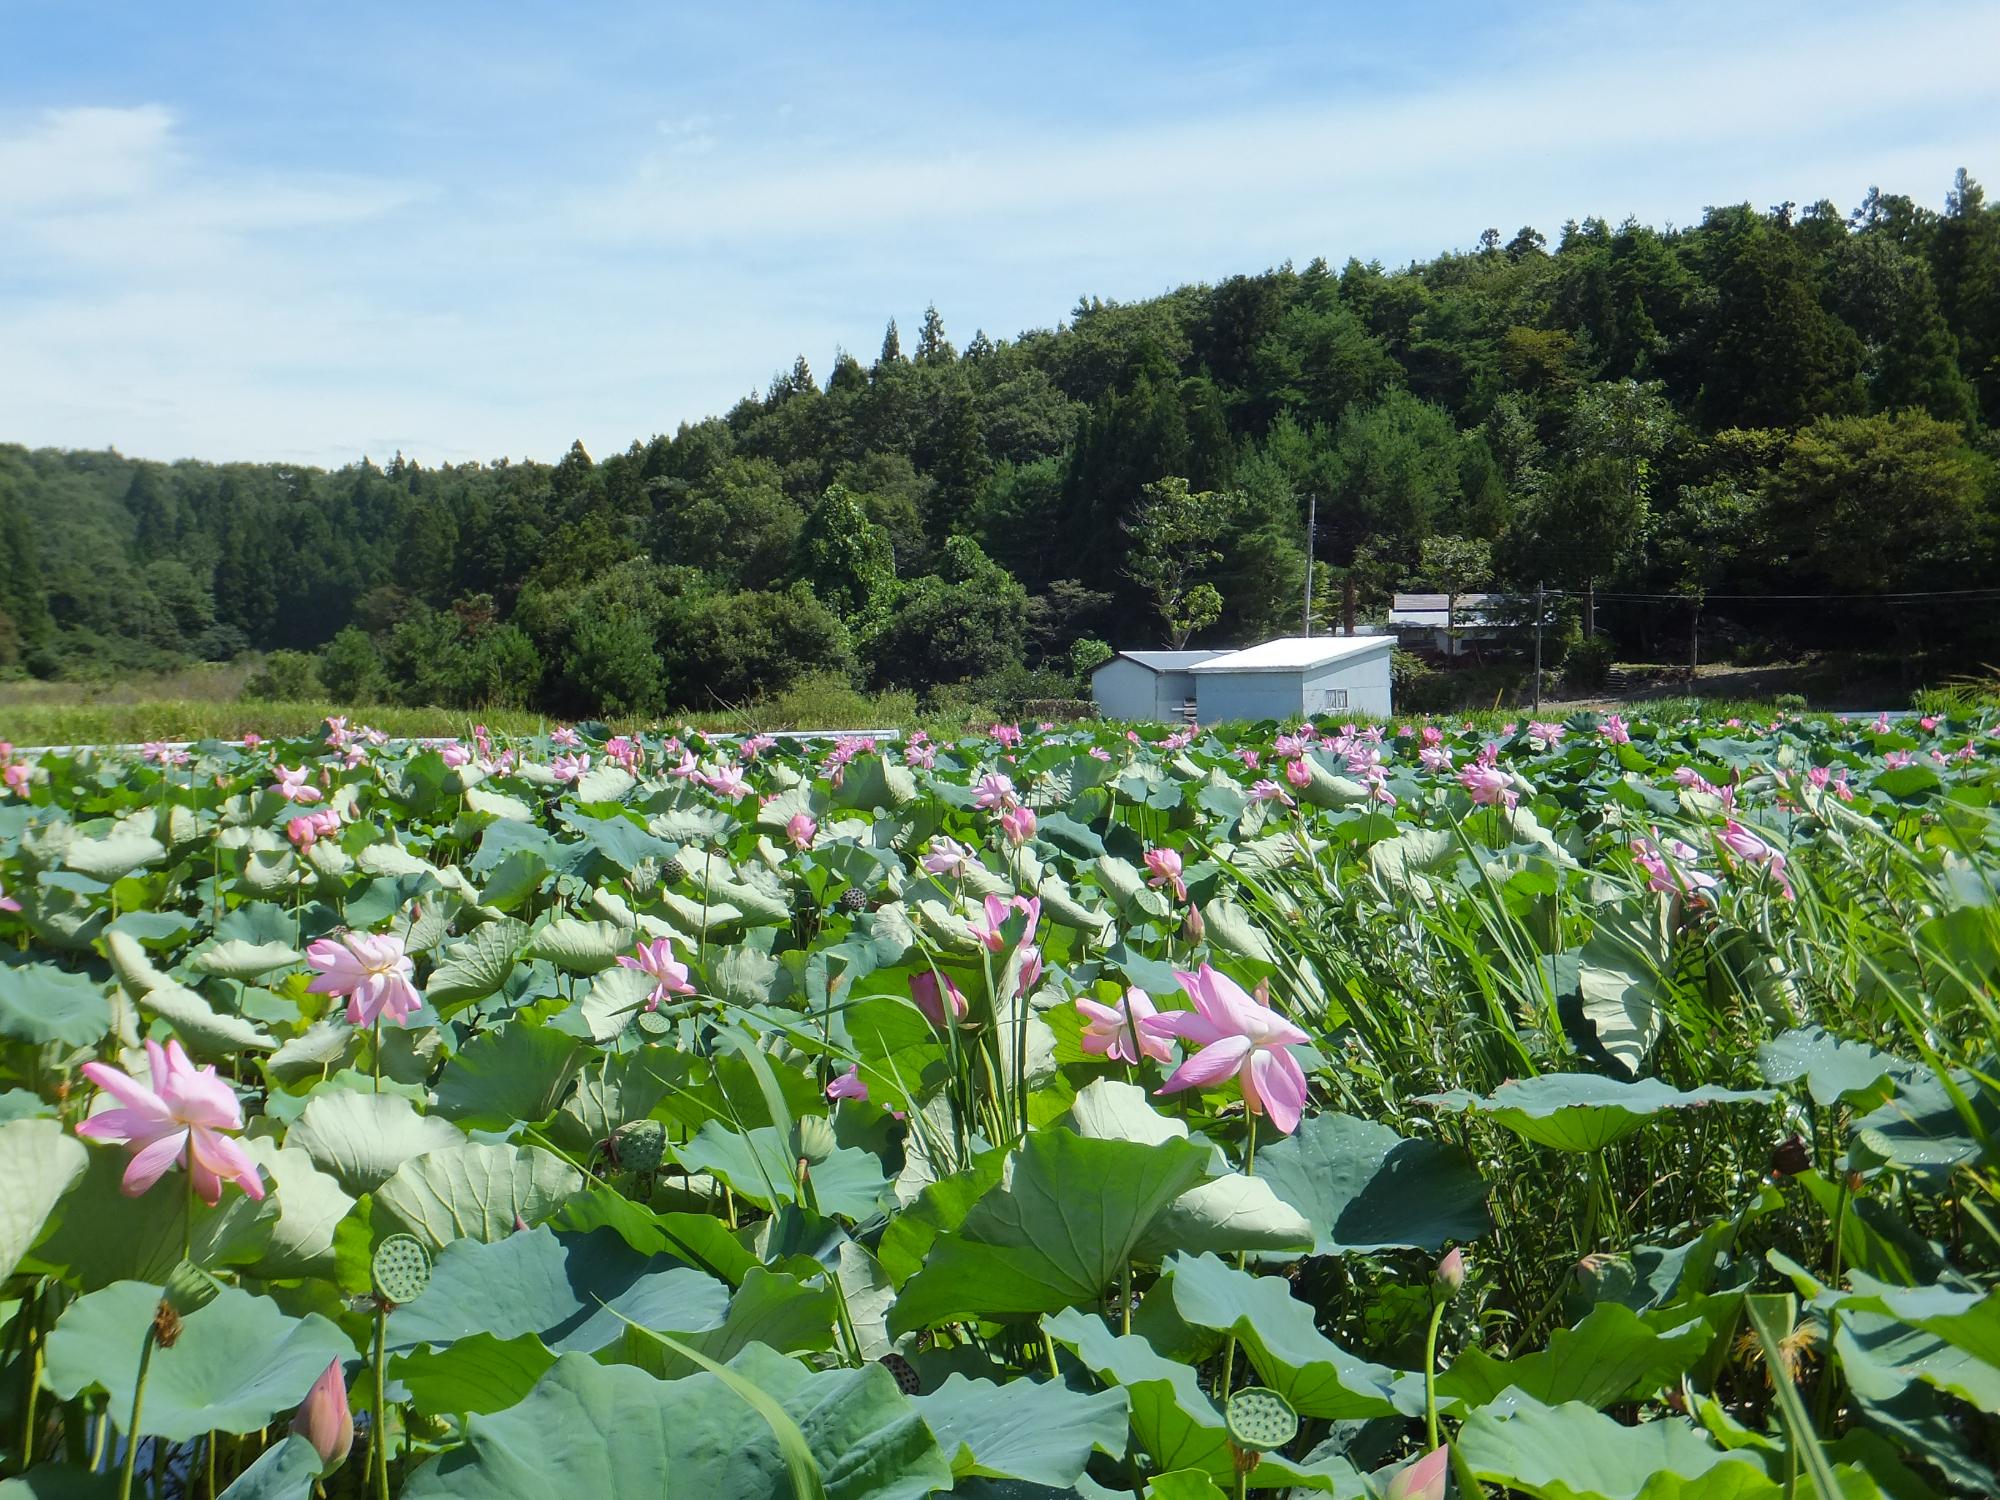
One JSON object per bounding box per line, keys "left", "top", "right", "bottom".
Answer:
{"left": 114, "top": 1326, "right": 158, "bottom": 1500}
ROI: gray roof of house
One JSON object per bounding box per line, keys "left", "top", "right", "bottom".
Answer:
{"left": 1103, "top": 650, "right": 1230, "bottom": 673}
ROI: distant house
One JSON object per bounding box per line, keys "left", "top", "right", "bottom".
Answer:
{"left": 1390, "top": 592, "right": 1501, "bottom": 657}
{"left": 1189, "top": 635, "right": 1393, "bottom": 722}
{"left": 1089, "top": 650, "right": 1228, "bottom": 722}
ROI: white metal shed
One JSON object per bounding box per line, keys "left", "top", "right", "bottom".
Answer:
{"left": 1189, "top": 635, "right": 1393, "bottom": 722}
{"left": 1090, "top": 650, "right": 1227, "bottom": 722}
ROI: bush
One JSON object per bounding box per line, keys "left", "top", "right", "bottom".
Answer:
{"left": 317, "top": 627, "right": 387, "bottom": 704}
{"left": 661, "top": 585, "right": 854, "bottom": 708}
{"left": 1563, "top": 634, "right": 1614, "bottom": 692}
{"left": 563, "top": 603, "right": 665, "bottom": 717}
{"left": 240, "top": 650, "right": 322, "bottom": 702}
{"left": 1068, "top": 637, "right": 1114, "bottom": 677}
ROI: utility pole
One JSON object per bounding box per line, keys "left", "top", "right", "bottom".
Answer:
{"left": 1532, "top": 580, "right": 1545, "bottom": 713}
{"left": 1688, "top": 589, "right": 1701, "bottom": 682}
{"left": 1301, "top": 493, "right": 1317, "bottom": 636}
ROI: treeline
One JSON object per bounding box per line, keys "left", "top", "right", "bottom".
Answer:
{"left": 2, "top": 170, "right": 1999, "bottom": 714}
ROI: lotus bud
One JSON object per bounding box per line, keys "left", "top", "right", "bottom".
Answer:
{"left": 1384, "top": 1445, "right": 1448, "bottom": 1500}
{"left": 1433, "top": 1247, "right": 1465, "bottom": 1297}
{"left": 1181, "top": 904, "right": 1205, "bottom": 944}
{"left": 291, "top": 1358, "right": 355, "bottom": 1475}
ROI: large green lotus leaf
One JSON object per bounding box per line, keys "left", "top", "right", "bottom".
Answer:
{"left": 1457, "top": 1389, "right": 1776, "bottom": 1499}
{"left": 187, "top": 939, "right": 303, "bottom": 981}
{"left": 283, "top": 1088, "right": 466, "bottom": 1195}
{"left": 1158, "top": 1253, "right": 1415, "bottom": 1420}
{"left": 1200, "top": 899, "right": 1276, "bottom": 964}
{"left": 106, "top": 930, "right": 275, "bottom": 1054}
{"left": 616, "top": 1267, "right": 836, "bottom": 1378}
{"left": 1576, "top": 951, "right": 1668, "bottom": 1079}
{"left": 912, "top": 1374, "right": 1129, "bottom": 1487}
{"left": 524, "top": 917, "right": 633, "bottom": 974}
{"left": 372, "top": 1141, "right": 583, "bottom": 1247}
{"left": 574, "top": 964, "right": 658, "bottom": 1043}
{"left": 0, "top": 961, "right": 110, "bottom": 1047}
{"left": 44, "top": 1282, "right": 354, "bottom": 1442}
{"left": 1848, "top": 1064, "right": 2000, "bottom": 1180}
{"left": 1041, "top": 1308, "right": 1352, "bottom": 1493}
{"left": 1758, "top": 1028, "right": 1909, "bottom": 1109}
{"left": 1254, "top": 1111, "right": 1490, "bottom": 1255}
{"left": 232, "top": 1138, "right": 354, "bottom": 1280}
{"left": 571, "top": 764, "right": 637, "bottom": 803}
{"left": 401, "top": 1347, "right": 951, "bottom": 1500}
{"left": 18, "top": 879, "right": 109, "bottom": 952}
{"left": 425, "top": 919, "right": 529, "bottom": 1011}
{"left": 1133, "top": 1173, "right": 1313, "bottom": 1260}
{"left": 465, "top": 784, "right": 535, "bottom": 822}
{"left": 1788, "top": 1268, "right": 2000, "bottom": 1411}
{"left": 888, "top": 1130, "right": 1211, "bottom": 1335}
{"left": 1438, "top": 1302, "right": 1712, "bottom": 1409}
{"left": 0, "top": 1118, "right": 87, "bottom": 1282}
{"left": 675, "top": 1123, "right": 891, "bottom": 1221}
{"left": 434, "top": 1018, "right": 581, "bottom": 1129}
{"left": 388, "top": 1225, "right": 729, "bottom": 1355}
{"left": 0, "top": 1465, "right": 116, "bottom": 1499}
{"left": 391, "top": 1332, "right": 559, "bottom": 1417}
{"left": 216, "top": 1433, "right": 325, "bottom": 1499}
{"left": 62, "top": 827, "right": 166, "bottom": 881}
{"left": 1419, "top": 1075, "right": 1776, "bottom": 1152}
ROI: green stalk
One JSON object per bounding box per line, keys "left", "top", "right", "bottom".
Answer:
{"left": 372, "top": 1303, "right": 390, "bottom": 1500}
{"left": 1422, "top": 1296, "right": 1449, "bottom": 1451}
{"left": 114, "top": 1326, "right": 158, "bottom": 1500}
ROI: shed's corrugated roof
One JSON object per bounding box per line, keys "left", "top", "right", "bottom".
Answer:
{"left": 1103, "top": 650, "right": 1230, "bottom": 673}
{"left": 1189, "top": 635, "right": 1393, "bottom": 674}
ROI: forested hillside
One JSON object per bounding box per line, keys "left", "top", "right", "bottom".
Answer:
{"left": 3, "top": 171, "right": 1998, "bottom": 716}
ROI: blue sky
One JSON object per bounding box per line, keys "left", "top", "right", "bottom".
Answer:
{"left": 3, "top": 0, "right": 1997, "bottom": 467}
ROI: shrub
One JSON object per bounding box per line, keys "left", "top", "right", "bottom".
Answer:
{"left": 563, "top": 603, "right": 665, "bottom": 717}
{"left": 240, "top": 650, "right": 322, "bottom": 702}
{"left": 1564, "top": 634, "right": 1614, "bottom": 691}
{"left": 1068, "top": 637, "right": 1114, "bottom": 678}
{"left": 317, "top": 626, "right": 387, "bottom": 704}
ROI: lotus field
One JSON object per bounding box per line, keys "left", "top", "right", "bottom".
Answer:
{"left": 2, "top": 709, "right": 1998, "bottom": 1500}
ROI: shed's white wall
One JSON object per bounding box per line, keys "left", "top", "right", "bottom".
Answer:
{"left": 1091, "top": 659, "right": 1158, "bottom": 721}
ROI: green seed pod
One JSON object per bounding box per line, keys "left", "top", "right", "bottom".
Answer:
{"left": 613, "top": 1118, "right": 668, "bottom": 1173}
{"left": 661, "top": 857, "right": 688, "bottom": 885}
{"left": 163, "top": 1259, "right": 222, "bottom": 1317}
{"left": 796, "top": 1115, "right": 838, "bottom": 1165}
{"left": 1225, "top": 1386, "right": 1298, "bottom": 1453}
{"left": 637, "top": 1007, "right": 673, "bottom": 1036}
{"left": 371, "top": 1233, "right": 433, "bottom": 1306}
{"left": 838, "top": 886, "right": 869, "bottom": 913}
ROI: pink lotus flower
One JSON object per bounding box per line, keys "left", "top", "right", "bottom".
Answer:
{"left": 1076, "top": 987, "right": 1173, "bottom": 1065}
{"left": 604, "top": 735, "right": 642, "bottom": 771}
{"left": 990, "top": 723, "right": 1023, "bottom": 747}
{"left": 1418, "top": 745, "right": 1454, "bottom": 773}
{"left": 286, "top": 809, "right": 342, "bottom": 851}
{"left": 551, "top": 752, "right": 591, "bottom": 783}
{"left": 973, "top": 772, "right": 1018, "bottom": 810}
{"left": 1142, "top": 963, "right": 1310, "bottom": 1134}
{"left": 999, "top": 805, "right": 1037, "bottom": 846}
{"left": 910, "top": 970, "right": 968, "bottom": 1027}
{"left": 826, "top": 1065, "right": 869, "bottom": 1102}
{"left": 1235, "top": 748, "right": 1262, "bottom": 770}
{"left": 78, "top": 1038, "right": 265, "bottom": 1204}
{"left": 700, "top": 765, "right": 751, "bottom": 801}
{"left": 1284, "top": 757, "right": 1312, "bottom": 790}
{"left": 1144, "top": 847, "right": 1186, "bottom": 901}
{"left": 306, "top": 931, "right": 422, "bottom": 1026}
{"left": 240, "top": 732, "right": 263, "bottom": 749}
{"left": 616, "top": 937, "right": 695, "bottom": 1008}
{"left": 1600, "top": 714, "right": 1631, "bottom": 745}
{"left": 971, "top": 894, "right": 1040, "bottom": 953}
{"left": 668, "top": 750, "right": 700, "bottom": 779}
{"left": 1249, "top": 778, "right": 1295, "bottom": 807}
{"left": 439, "top": 741, "right": 472, "bottom": 769}
{"left": 0, "top": 878, "right": 18, "bottom": 913}
{"left": 1385, "top": 1445, "right": 1449, "bottom": 1500}
{"left": 922, "top": 837, "right": 975, "bottom": 879}
{"left": 1459, "top": 761, "right": 1517, "bottom": 809}
{"left": 1274, "top": 734, "right": 1307, "bottom": 760}
{"left": 3, "top": 763, "right": 29, "bottom": 798}
{"left": 325, "top": 716, "right": 352, "bottom": 747}
{"left": 272, "top": 764, "right": 323, "bottom": 804}
{"left": 786, "top": 811, "right": 818, "bottom": 850}
{"left": 905, "top": 741, "right": 938, "bottom": 769}
{"left": 1525, "top": 720, "right": 1566, "bottom": 749}
{"left": 291, "top": 1358, "right": 354, "bottom": 1475}
{"left": 550, "top": 726, "right": 582, "bottom": 748}
{"left": 739, "top": 733, "right": 778, "bottom": 759}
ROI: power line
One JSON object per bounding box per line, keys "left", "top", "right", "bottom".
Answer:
{"left": 1544, "top": 587, "right": 2000, "bottom": 603}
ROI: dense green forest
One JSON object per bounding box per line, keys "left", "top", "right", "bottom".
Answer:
{"left": 3, "top": 170, "right": 1999, "bottom": 717}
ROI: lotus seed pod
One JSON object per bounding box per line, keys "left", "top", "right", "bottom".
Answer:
{"left": 371, "top": 1233, "right": 433, "bottom": 1305}
{"left": 796, "top": 1114, "right": 838, "bottom": 1165}
{"left": 612, "top": 1118, "right": 667, "bottom": 1173}
{"left": 838, "top": 886, "right": 870, "bottom": 913}
{"left": 661, "top": 856, "right": 687, "bottom": 885}
{"left": 1224, "top": 1386, "right": 1298, "bottom": 1452}
{"left": 878, "top": 1351, "right": 921, "bottom": 1395}
{"left": 637, "top": 1007, "right": 672, "bottom": 1036}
